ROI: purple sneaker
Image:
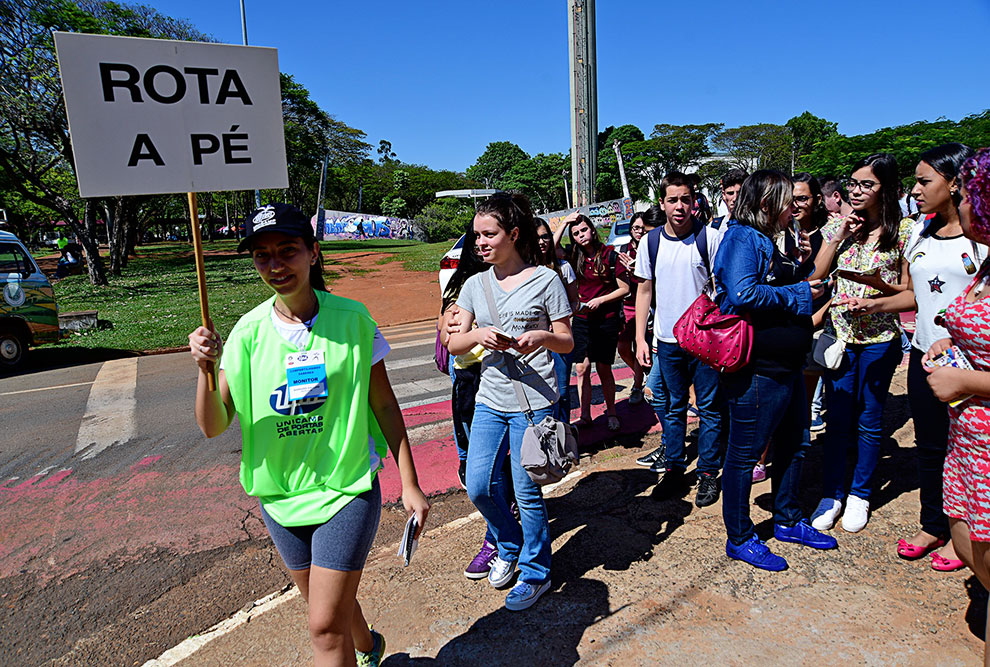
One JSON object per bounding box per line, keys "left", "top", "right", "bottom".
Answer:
{"left": 752, "top": 463, "right": 767, "bottom": 483}
{"left": 464, "top": 540, "right": 497, "bottom": 579}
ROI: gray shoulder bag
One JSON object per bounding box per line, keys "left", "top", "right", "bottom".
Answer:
{"left": 482, "top": 271, "right": 579, "bottom": 485}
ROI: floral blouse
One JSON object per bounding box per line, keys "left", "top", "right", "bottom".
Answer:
{"left": 821, "top": 216, "right": 914, "bottom": 345}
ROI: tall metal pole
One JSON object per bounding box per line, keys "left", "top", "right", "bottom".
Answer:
{"left": 613, "top": 138, "right": 631, "bottom": 200}
{"left": 314, "top": 154, "right": 328, "bottom": 240}
{"left": 241, "top": 0, "right": 262, "bottom": 209}
{"left": 568, "top": 0, "right": 597, "bottom": 207}
{"left": 562, "top": 169, "right": 571, "bottom": 209}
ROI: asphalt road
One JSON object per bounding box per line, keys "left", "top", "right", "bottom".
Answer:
{"left": 0, "top": 319, "right": 464, "bottom": 667}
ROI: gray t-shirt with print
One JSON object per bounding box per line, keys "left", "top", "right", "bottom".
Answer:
{"left": 457, "top": 265, "right": 572, "bottom": 413}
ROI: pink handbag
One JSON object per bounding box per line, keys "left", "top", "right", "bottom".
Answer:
{"left": 673, "top": 292, "right": 753, "bottom": 373}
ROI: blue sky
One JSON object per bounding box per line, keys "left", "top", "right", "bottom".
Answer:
{"left": 151, "top": 0, "right": 990, "bottom": 173}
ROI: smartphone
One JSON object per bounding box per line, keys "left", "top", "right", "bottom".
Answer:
{"left": 492, "top": 328, "right": 515, "bottom": 345}
{"left": 821, "top": 268, "right": 840, "bottom": 288}
{"left": 792, "top": 219, "right": 802, "bottom": 246}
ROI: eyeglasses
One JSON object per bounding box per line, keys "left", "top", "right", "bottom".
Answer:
{"left": 793, "top": 195, "right": 812, "bottom": 204}
{"left": 846, "top": 178, "right": 879, "bottom": 193}
{"left": 630, "top": 225, "right": 645, "bottom": 232}
{"left": 537, "top": 234, "right": 552, "bottom": 241}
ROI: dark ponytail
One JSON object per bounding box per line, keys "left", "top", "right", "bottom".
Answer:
{"left": 307, "top": 241, "right": 327, "bottom": 291}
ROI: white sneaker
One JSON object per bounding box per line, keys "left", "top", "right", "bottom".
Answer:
{"left": 810, "top": 498, "right": 842, "bottom": 530}
{"left": 487, "top": 556, "right": 516, "bottom": 589}
{"left": 841, "top": 495, "right": 870, "bottom": 533}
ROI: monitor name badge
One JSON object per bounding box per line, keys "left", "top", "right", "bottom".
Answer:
{"left": 285, "top": 350, "right": 328, "bottom": 402}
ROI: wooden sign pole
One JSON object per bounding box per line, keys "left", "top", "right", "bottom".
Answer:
{"left": 187, "top": 192, "right": 217, "bottom": 391}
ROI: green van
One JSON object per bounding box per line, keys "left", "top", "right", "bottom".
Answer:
{"left": 0, "top": 230, "right": 59, "bottom": 369}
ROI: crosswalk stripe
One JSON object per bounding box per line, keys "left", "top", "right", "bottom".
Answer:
{"left": 391, "top": 376, "right": 451, "bottom": 399}
{"left": 385, "top": 357, "right": 434, "bottom": 371}
{"left": 379, "top": 319, "right": 436, "bottom": 333}
{"left": 74, "top": 357, "right": 138, "bottom": 460}
{"left": 388, "top": 336, "right": 436, "bottom": 351}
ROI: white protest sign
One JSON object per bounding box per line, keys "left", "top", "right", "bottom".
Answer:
{"left": 54, "top": 32, "right": 288, "bottom": 197}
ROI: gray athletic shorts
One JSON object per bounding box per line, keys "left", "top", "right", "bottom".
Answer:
{"left": 260, "top": 477, "right": 382, "bottom": 572}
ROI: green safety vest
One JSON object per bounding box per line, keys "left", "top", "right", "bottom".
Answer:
{"left": 223, "top": 291, "right": 386, "bottom": 526}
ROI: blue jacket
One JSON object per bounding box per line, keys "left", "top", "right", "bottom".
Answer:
{"left": 713, "top": 220, "right": 813, "bottom": 317}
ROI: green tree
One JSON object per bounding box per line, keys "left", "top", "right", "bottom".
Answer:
{"left": 800, "top": 111, "right": 990, "bottom": 184}
{"left": 500, "top": 152, "right": 569, "bottom": 212}
{"left": 596, "top": 124, "right": 645, "bottom": 201}
{"left": 785, "top": 111, "right": 838, "bottom": 170}
{"left": 713, "top": 124, "right": 793, "bottom": 172}
{"left": 377, "top": 139, "right": 397, "bottom": 164}
{"left": 695, "top": 159, "right": 733, "bottom": 209}
{"left": 621, "top": 123, "right": 723, "bottom": 200}
{"left": 280, "top": 73, "right": 371, "bottom": 217}
{"left": 415, "top": 197, "right": 475, "bottom": 243}
{"left": 466, "top": 141, "right": 529, "bottom": 188}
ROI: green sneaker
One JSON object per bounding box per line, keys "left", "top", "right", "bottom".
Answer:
{"left": 356, "top": 628, "right": 386, "bottom": 667}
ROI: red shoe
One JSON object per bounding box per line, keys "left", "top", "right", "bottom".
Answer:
{"left": 896, "top": 537, "right": 945, "bottom": 560}
{"left": 931, "top": 552, "right": 965, "bottom": 572}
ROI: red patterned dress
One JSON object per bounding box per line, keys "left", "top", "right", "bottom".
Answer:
{"left": 942, "top": 271, "right": 990, "bottom": 540}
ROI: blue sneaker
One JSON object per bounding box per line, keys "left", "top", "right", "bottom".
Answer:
{"left": 505, "top": 580, "right": 551, "bottom": 611}
{"left": 810, "top": 415, "right": 825, "bottom": 432}
{"left": 726, "top": 535, "right": 788, "bottom": 571}
{"left": 775, "top": 519, "right": 838, "bottom": 550}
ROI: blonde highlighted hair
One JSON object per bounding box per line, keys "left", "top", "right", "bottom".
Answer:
{"left": 733, "top": 170, "right": 793, "bottom": 238}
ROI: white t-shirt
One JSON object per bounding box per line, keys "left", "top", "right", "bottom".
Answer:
{"left": 635, "top": 224, "right": 723, "bottom": 344}
{"left": 906, "top": 219, "right": 987, "bottom": 352}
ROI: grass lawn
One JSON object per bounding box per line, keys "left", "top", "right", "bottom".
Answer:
{"left": 47, "top": 238, "right": 451, "bottom": 352}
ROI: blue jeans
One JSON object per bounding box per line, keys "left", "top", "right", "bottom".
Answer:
{"left": 655, "top": 342, "right": 723, "bottom": 475}
{"left": 722, "top": 371, "right": 809, "bottom": 545}
{"left": 449, "top": 356, "right": 500, "bottom": 545}
{"left": 645, "top": 348, "right": 669, "bottom": 449}
{"left": 823, "top": 338, "right": 902, "bottom": 501}
{"left": 811, "top": 376, "right": 824, "bottom": 418}
{"left": 552, "top": 352, "right": 572, "bottom": 422}
{"left": 467, "top": 403, "right": 554, "bottom": 585}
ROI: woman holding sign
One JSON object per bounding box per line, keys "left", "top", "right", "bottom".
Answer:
{"left": 189, "top": 203, "right": 429, "bottom": 667}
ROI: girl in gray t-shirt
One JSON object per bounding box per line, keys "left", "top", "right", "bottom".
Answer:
{"left": 446, "top": 193, "right": 573, "bottom": 612}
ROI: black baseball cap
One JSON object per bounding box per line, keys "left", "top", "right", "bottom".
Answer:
{"left": 237, "top": 203, "right": 315, "bottom": 252}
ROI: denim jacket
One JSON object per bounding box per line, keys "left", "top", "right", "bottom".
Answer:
{"left": 713, "top": 220, "right": 813, "bottom": 317}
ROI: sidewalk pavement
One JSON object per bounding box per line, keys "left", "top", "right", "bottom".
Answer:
{"left": 162, "top": 365, "right": 984, "bottom": 666}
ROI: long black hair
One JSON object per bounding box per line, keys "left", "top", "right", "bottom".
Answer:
{"left": 851, "top": 153, "right": 902, "bottom": 252}
{"left": 566, "top": 214, "right": 609, "bottom": 278}
{"left": 474, "top": 191, "right": 540, "bottom": 265}
{"left": 534, "top": 218, "right": 563, "bottom": 281}
{"left": 792, "top": 172, "right": 828, "bottom": 230}
{"left": 919, "top": 142, "right": 974, "bottom": 209}
{"left": 441, "top": 220, "right": 487, "bottom": 313}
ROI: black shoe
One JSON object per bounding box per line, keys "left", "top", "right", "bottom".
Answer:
{"left": 652, "top": 469, "right": 688, "bottom": 499}
{"left": 695, "top": 472, "right": 720, "bottom": 508}
{"left": 458, "top": 460, "right": 467, "bottom": 490}
{"left": 636, "top": 446, "right": 664, "bottom": 467}
{"left": 648, "top": 455, "right": 669, "bottom": 474}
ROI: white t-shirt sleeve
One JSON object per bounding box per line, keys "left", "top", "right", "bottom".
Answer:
{"left": 634, "top": 235, "right": 653, "bottom": 281}
{"left": 371, "top": 327, "right": 390, "bottom": 365}
{"left": 558, "top": 260, "right": 578, "bottom": 286}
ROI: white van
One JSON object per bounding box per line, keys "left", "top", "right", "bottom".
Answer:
{"left": 0, "top": 231, "right": 59, "bottom": 369}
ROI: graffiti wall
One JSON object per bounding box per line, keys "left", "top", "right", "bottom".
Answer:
{"left": 545, "top": 197, "right": 635, "bottom": 232}
{"left": 310, "top": 210, "right": 422, "bottom": 241}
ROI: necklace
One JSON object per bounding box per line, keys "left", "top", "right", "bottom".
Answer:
{"left": 273, "top": 299, "right": 319, "bottom": 331}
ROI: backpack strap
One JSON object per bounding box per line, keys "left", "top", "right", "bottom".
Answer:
{"left": 647, "top": 227, "right": 661, "bottom": 275}
{"left": 694, "top": 221, "right": 710, "bottom": 275}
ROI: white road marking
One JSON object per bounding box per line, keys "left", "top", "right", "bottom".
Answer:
{"left": 74, "top": 358, "right": 138, "bottom": 460}
{"left": 390, "top": 376, "right": 451, "bottom": 399}
{"left": 0, "top": 380, "right": 95, "bottom": 397}
{"left": 387, "top": 337, "right": 436, "bottom": 351}
{"left": 384, "top": 356, "right": 434, "bottom": 371}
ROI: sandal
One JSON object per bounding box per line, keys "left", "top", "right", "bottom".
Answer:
{"left": 931, "top": 552, "right": 965, "bottom": 572}
{"left": 607, "top": 415, "right": 621, "bottom": 432}
{"left": 896, "top": 537, "right": 946, "bottom": 560}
